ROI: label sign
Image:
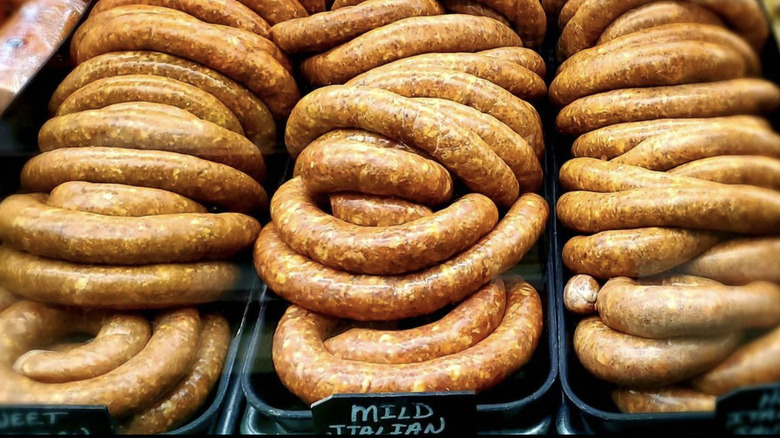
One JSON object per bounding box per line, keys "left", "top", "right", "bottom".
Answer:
{"left": 312, "top": 392, "right": 476, "bottom": 435}
{"left": 717, "top": 383, "right": 780, "bottom": 434}
{"left": 0, "top": 405, "right": 113, "bottom": 435}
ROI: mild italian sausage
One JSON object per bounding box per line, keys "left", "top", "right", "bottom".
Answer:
{"left": 470, "top": 0, "right": 546, "bottom": 47}
{"left": 669, "top": 156, "right": 780, "bottom": 190}
{"left": 235, "top": 0, "right": 307, "bottom": 25}
{"left": 47, "top": 182, "right": 206, "bottom": 216}
{"left": 255, "top": 193, "right": 548, "bottom": 320}
{"left": 329, "top": 194, "right": 432, "bottom": 227}
{"left": 478, "top": 46, "right": 546, "bottom": 77}
{"left": 598, "top": 1, "right": 724, "bottom": 45}
{"left": 612, "top": 387, "right": 715, "bottom": 413}
{"left": 563, "top": 274, "right": 600, "bottom": 314}
{"left": 677, "top": 238, "right": 780, "bottom": 285}
{"left": 443, "top": 0, "right": 511, "bottom": 27}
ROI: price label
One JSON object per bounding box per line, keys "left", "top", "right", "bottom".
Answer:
{"left": 312, "top": 392, "right": 476, "bottom": 435}
{"left": 717, "top": 383, "right": 780, "bottom": 435}
{"left": 0, "top": 405, "right": 113, "bottom": 435}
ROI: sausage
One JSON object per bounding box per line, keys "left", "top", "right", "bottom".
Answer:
{"left": 0, "top": 0, "right": 89, "bottom": 111}
{"left": 478, "top": 47, "right": 546, "bottom": 77}
{"left": 574, "top": 316, "right": 741, "bottom": 388}
{"left": 20, "top": 148, "right": 268, "bottom": 214}
{"left": 235, "top": 0, "right": 307, "bottom": 25}
{"left": 639, "top": 272, "right": 725, "bottom": 287}
{"left": 118, "top": 313, "right": 230, "bottom": 434}
{"left": 598, "top": 1, "right": 724, "bottom": 45}
{"left": 557, "top": 186, "right": 780, "bottom": 234}
{"left": 563, "top": 274, "right": 599, "bottom": 314}
{"left": 612, "top": 387, "right": 715, "bottom": 413}
{"left": 0, "top": 287, "right": 18, "bottom": 312}
{"left": 469, "top": 0, "right": 546, "bottom": 47}
{"left": 48, "top": 52, "right": 276, "bottom": 153}
{"left": 562, "top": 228, "right": 723, "bottom": 279}
{"left": 39, "top": 102, "right": 266, "bottom": 181}
{"left": 331, "top": 0, "right": 365, "bottom": 8}
{"left": 255, "top": 193, "right": 548, "bottom": 320}
{"left": 71, "top": 5, "right": 299, "bottom": 118}
{"left": 596, "top": 277, "right": 780, "bottom": 338}
{"left": 443, "top": 0, "right": 511, "bottom": 27}
{"left": 542, "top": 0, "right": 567, "bottom": 16}
{"left": 0, "top": 303, "right": 200, "bottom": 417}
{"left": 613, "top": 125, "right": 780, "bottom": 171}
{"left": 0, "top": 246, "right": 240, "bottom": 309}
{"left": 271, "top": 178, "right": 497, "bottom": 275}
{"left": 556, "top": 79, "right": 780, "bottom": 135}
{"left": 13, "top": 313, "right": 151, "bottom": 383}
{"left": 669, "top": 156, "right": 780, "bottom": 191}
{"left": 296, "top": 0, "right": 325, "bottom": 14}
{"left": 347, "top": 70, "right": 545, "bottom": 159}
{"left": 691, "top": 325, "right": 780, "bottom": 396}
{"left": 691, "top": 0, "right": 769, "bottom": 51}
{"left": 559, "top": 158, "right": 712, "bottom": 193}
{"left": 325, "top": 279, "right": 506, "bottom": 364}
{"left": 299, "top": 15, "right": 523, "bottom": 85}
{"left": 415, "top": 97, "right": 542, "bottom": 192}
{"left": 285, "top": 86, "right": 520, "bottom": 207}
{"left": 272, "top": 277, "right": 542, "bottom": 404}
{"left": 571, "top": 116, "right": 771, "bottom": 159}
{"left": 296, "top": 140, "right": 453, "bottom": 205}
{"left": 550, "top": 41, "right": 746, "bottom": 107}
{"left": 558, "top": 0, "right": 584, "bottom": 30}
{"left": 330, "top": 193, "right": 432, "bottom": 226}
{"left": 56, "top": 75, "right": 244, "bottom": 134}
{"left": 48, "top": 182, "right": 207, "bottom": 216}
{"left": 90, "top": 0, "right": 271, "bottom": 37}
{"left": 270, "top": 0, "right": 443, "bottom": 53}
{"left": 351, "top": 52, "right": 547, "bottom": 101}
{"left": 304, "top": 129, "right": 421, "bottom": 156}
{"left": 0, "top": 193, "right": 262, "bottom": 265}
{"left": 677, "top": 238, "right": 780, "bottom": 285}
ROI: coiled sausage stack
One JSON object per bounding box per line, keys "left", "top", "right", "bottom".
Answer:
{"left": 551, "top": 4, "right": 780, "bottom": 414}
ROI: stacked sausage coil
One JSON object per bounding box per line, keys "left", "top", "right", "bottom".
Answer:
{"left": 551, "top": 1, "right": 780, "bottom": 414}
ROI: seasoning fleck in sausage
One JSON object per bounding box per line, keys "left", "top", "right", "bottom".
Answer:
{"left": 669, "top": 156, "right": 780, "bottom": 190}
{"left": 612, "top": 387, "right": 715, "bottom": 413}
{"left": 563, "top": 274, "right": 600, "bottom": 314}
{"left": 598, "top": 1, "right": 724, "bottom": 45}
{"left": 47, "top": 182, "right": 206, "bottom": 216}
{"left": 330, "top": 194, "right": 432, "bottom": 226}
{"left": 677, "top": 238, "right": 780, "bottom": 285}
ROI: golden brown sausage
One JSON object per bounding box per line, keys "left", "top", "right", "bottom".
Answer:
{"left": 0, "top": 287, "right": 18, "bottom": 312}
{"left": 559, "top": 157, "right": 712, "bottom": 193}
{"left": 443, "top": 0, "right": 511, "bottom": 27}
{"left": 612, "top": 387, "right": 715, "bottom": 413}
{"left": 558, "top": 0, "right": 584, "bottom": 30}
{"left": 235, "top": 0, "right": 307, "bottom": 25}
{"left": 469, "top": 0, "right": 546, "bottom": 47}
{"left": 677, "top": 238, "right": 780, "bottom": 285}
{"left": 669, "top": 156, "right": 780, "bottom": 190}
{"left": 598, "top": 1, "right": 724, "bottom": 45}
{"left": 47, "top": 182, "right": 207, "bottom": 216}
{"left": 329, "top": 194, "right": 432, "bottom": 226}
{"left": 478, "top": 46, "right": 546, "bottom": 77}
{"left": 563, "top": 274, "right": 600, "bottom": 314}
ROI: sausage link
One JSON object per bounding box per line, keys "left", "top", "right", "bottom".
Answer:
{"left": 557, "top": 186, "right": 780, "bottom": 234}
{"left": 478, "top": 47, "right": 546, "bottom": 77}
{"left": 118, "top": 313, "right": 230, "bottom": 434}
{"left": 56, "top": 75, "right": 244, "bottom": 135}
{"left": 669, "top": 156, "right": 780, "bottom": 190}
{"left": 563, "top": 274, "right": 599, "bottom": 314}
{"left": 271, "top": 0, "right": 443, "bottom": 53}
{"left": 0, "top": 304, "right": 200, "bottom": 417}
{"left": 558, "top": 0, "right": 585, "bottom": 30}
{"left": 691, "top": 326, "right": 780, "bottom": 396}
{"left": 325, "top": 279, "right": 507, "bottom": 364}
{"left": 330, "top": 194, "right": 432, "bottom": 226}
{"left": 470, "top": 0, "right": 546, "bottom": 47}
{"left": 677, "top": 238, "right": 780, "bottom": 285}
{"left": 612, "top": 387, "right": 715, "bottom": 413}
{"left": 556, "top": 79, "right": 780, "bottom": 135}
{"left": 559, "top": 158, "right": 712, "bottom": 193}
{"left": 574, "top": 316, "right": 741, "bottom": 388}
{"left": 299, "top": 15, "right": 523, "bottom": 85}
{"left": 571, "top": 116, "right": 771, "bottom": 159}
{"left": 691, "top": 0, "right": 769, "bottom": 51}
{"left": 598, "top": 1, "right": 724, "bottom": 45}
{"left": 14, "top": 313, "right": 151, "bottom": 383}
{"left": 563, "top": 228, "right": 723, "bottom": 279}
{"left": 20, "top": 148, "right": 267, "bottom": 214}
{"left": 285, "top": 86, "right": 520, "bottom": 207}
{"left": 597, "top": 277, "right": 780, "bottom": 338}
{"left": 48, "top": 51, "right": 275, "bottom": 153}
{"left": 271, "top": 178, "right": 497, "bottom": 275}
{"left": 272, "top": 277, "right": 542, "bottom": 404}
{"left": 255, "top": 193, "right": 548, "bottom": 320}
{"left": 0, "top": 246, "right": 240, "bottom": 309}
{"left": 550, "top": 41, "right": 745, "bottom": 106}
{"left": 48, "top": 182, "right": 206, "bottom": 216}
{"left": 296, "top": 140, "right": 453, "bottom": 205}
{"left": 90, "top": 0, "right": 271, "bottom": 36}
{"left": 0, "top": 194, "right": 261, "bottom": 265}
{"left": 347, "top": 70, "right": 544, "bottom": 159}
{"left": 613, "top": 125, "right": 780, "bottom": 171}
{"left": 72, "top": 5, "right": 299, "bottom": 118}
{"left": 443, "top": 0, "right": 511, "bottom": 27}
{"left": 236, "top": 0, "right": 307, "bottom": 25}
{"left": 0, "top": 287, "right": 18, "bottom": 312}
{"left": 39, "top": 102, "right": 265, "bottom": 182}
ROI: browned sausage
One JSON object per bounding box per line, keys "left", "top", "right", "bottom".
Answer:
{"left": 556, "top": 79, "right": 780, "bottom": 135}
{"left": 574, "top": 316, "right": 741, "bottom": 388}
{"left": 0, "top": 287, "right": 18, "bottom": 312}
{"left": 285, "top": 86, "right": 520, "bottom": 207}
{"left": 271, "top": 178, "right": 497, "bottom": 275}
{"left": 677, "top": 238, "right": 780, "bottom": 285}
{"left": 563, "top": 274, "right": 599, "bottom": 314}
{"left": 557, "top": 0, "right": 584, "bottom": 30}
{"left": 669, "top": 156, "right": 780, "bottom": 190}
{"left": 692, "top": 0, "right": 769, "bottom": 51}
{"left": 612, "top": 387, "right": 715, "bottom": 413}
{"left": 331, "top": 0, "right": 365, "bottom": 8}
{"left": 443, "top": 0, "right": 511, "bottom": 27}
{"left": 272, "top": 277, "right": 542, "bottom": 404}
{"left": 330, "top": 194, "right": 432, "bottom": 226}
{"left": 299, "top": 15, "right": 523, "bottom": 85}
{"left": 255, "top": 193, "right": 548, "bottom": 320}
{"left": 20, "top": 148, "right": 267, "bottom": 214}
{"left": 478, "top": 46, "right": 546, "bottom": 77}
{"left": 469, "top": 0, "right": 546, "bottom": 47}
{"left": 39, "top": 102, "right": 266, "bottom": 181}
{"left": 598, "top": 1, "right": 724, "bottom": 45}
{"left": 235, "top": 0, "right": 307, "bottom": 25}
{"left": 559, "top": 157, "right": 712, "bottom": 193}
{"left": 271, "top": 0, "right": 443, "bottom": 53}
{"left": 0, "top": 246, "right": 240, "bottom": 309}
{"left": 298, "top": 0, "right": 325, "bottom": 13}
{"left": 325, "top": 279, "right": 506, "bottom": 364}
{"left": 0, "top": 194, "right": 261, "bottom": 265}
{"left": 48, "top": 182, "right": 206, "bottom": 216}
